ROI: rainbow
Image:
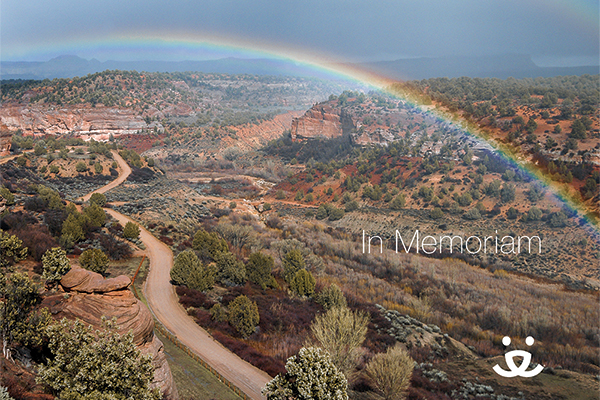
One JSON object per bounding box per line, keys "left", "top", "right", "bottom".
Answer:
{"left": 6, "top": 33, "right": 600, "bottom": 235}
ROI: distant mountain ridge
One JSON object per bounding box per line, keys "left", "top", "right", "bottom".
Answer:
{"left": 0, "top": 55, "right": 327, "bottom": 80}
{"left": 361, "top": 54, "right": 599, "bottom": 80}
{"left": 1, "top": 54, "right": 598, "bottom": 81}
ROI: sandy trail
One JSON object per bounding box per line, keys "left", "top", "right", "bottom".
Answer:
{"left": 101, "top": 152, "right": 270, "bottom": 400}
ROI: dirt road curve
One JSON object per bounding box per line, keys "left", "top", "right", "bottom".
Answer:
{"left": 80, "top": 150, "right": 131, "bottom": 202}
{"left": 98, "top": 152, "right": 270, "bottom": 399}
{"left": 105, "top": 209, "right": 271, "bottom": 400}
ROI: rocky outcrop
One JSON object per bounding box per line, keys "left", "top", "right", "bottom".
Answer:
{"left": 0, "top": 104, "right": 162, "bottom": 136}
{"left": 291, "top": 103, "right": 343, "bottom": 141}
{"left": 42, "top": 267, "right": 178, "bottom": 399}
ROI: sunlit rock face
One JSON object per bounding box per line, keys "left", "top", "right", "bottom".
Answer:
{"left": 291, "top": 103, "right": 345, "bottom": 141}
{"left": 42, "top": 266, "right": 178, "bottom": 400}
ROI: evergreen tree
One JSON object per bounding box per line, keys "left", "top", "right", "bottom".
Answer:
{"left": 228, "top": 295, "right": 259, "bottom": 338}
{"left": 282, "top": 249, "right": 306, "bottom": 283}
{"left": 246, "top": 252, "right": 276, "bottom": 290}
{"left": 215, "top": 252, "right": 246, "bottom": 286}
{"left": 79, "top": 248, "right": 110, "bottom": 274}
{"left": 290, "top": 269, "right": 315, "bottom": 297}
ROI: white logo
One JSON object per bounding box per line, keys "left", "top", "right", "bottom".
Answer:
{"left": 493, "top": 336, "right": 544, "bottom": 378}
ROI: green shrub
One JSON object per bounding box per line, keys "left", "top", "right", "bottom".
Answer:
{"left": 215, "top": 252, "right": 246, "bottom": 286}
{"left": 41, "top": 247, "right": 71, "bottom": 284}
{"left": 192, "top": 229, "right": 228, "bottom": 262}
{"left": 123, "top": 222, "right": 140, "bottom": 239}
{"left": 75, "top": 161, "right": 88, "bottom": 173}
{"left": 89, "top": 193, "right": 107, "bottom": 207}
{"left": 0, "top": 187, "right": 15, "bottom": 206}
{"left": 316, "top": 284, "right": 347, "bottom": 310}
{"left": 262, "top": 347, "right": 348, "bottom": 400}
{"left": 79, "top": 248, "right": 109, "bottom": 274}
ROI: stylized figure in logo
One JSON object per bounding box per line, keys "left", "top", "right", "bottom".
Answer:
{"left": 493, "top": 336, "right": 544, "bottom": 378}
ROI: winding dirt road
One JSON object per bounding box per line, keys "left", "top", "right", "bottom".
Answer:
{"left": 97, "top": 152, "right": 270, "bottom": 400}
{"left": 80, "top": 150, "right": 131, "bottom": 202}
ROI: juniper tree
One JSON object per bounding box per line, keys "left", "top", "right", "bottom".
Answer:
{"left": 123, "top": 222, "right": 140, "bottom": 239}
{"left": 290, "top": 269, "right": 315, "bottom": 297}
{"left": 79, "top": 248, "right": 110, "bottom": 274}
{"left": 282, "top": 249, "right": 305, "bottom": 283}
{"left": 246, "top": 252, "right": 276, "bottom": 290}
{"left": 228, "top": 295, "right": 259, "bottom": 338}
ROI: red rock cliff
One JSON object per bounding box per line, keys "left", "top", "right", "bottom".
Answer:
{"left": 291, "top": 103, "right": 343, "bottom": 141}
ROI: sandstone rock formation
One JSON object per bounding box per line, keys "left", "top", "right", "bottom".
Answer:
{"left": 42, "top": 266, "right": 178, "bottom": 399}
{"left": 291, "top": 103, "right": 344, "bottom": 141}
{"left": 0, "top": 104, "right": 161, "bottom": 136}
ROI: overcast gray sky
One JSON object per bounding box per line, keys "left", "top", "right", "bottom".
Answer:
{"left": 2, "top": 0, "right": 598, "bottom": 66}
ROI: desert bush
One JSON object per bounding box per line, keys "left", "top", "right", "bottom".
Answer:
{"left": 79, "top": 248, "right": 110, "bottom": 274}
{"left": 75, "top": 161, "right": 88, "bottom": 173}
{"left": 176, "top": 286, "right": 216, "bottom": 309}
{"left": 429, "top": 207, "right": 444, "bottom": 219}
{"left": 0, "top": 187, "right": 14, "bottom": 206}
{"left": 390, "top": 194, "right": 406, "bottom": 210}
{"left": 266, "top": 215, "right": 282, "bottom": 229}
{"left": 37, "top": 318, "right": 160, "bottom": 400}
{"left": 1, "top": 272, "right": 52, "bottom": 351}
{"left": 365, "top": 344, "right": 414, "bottom": 400}
{"left": 41, "top": 247, "right": 71, "bottom": 284}
{"left": 262, "top": 347, "right": 348, "bottom": 400}
{"left": 98, "top": 233, "right": 132, "bottom": 260}
{"left": 228, "top": 295, "right": 259, "bottom": 338}
{"left": 308, "top": 306, "right": 369, "bottom": 379}
{"left": 463, "top": 208, "right": 481, "bottom": 220}
{"left": 216, "top": 222, "right": 259, "bottom": 251}
{"left": 328, "top": 207, "right": 345, "bottom": 221}
{"left": 12, "top": 225, "right": 57, "bottom": 261}
{"left": 344, "top": 200, "right": 359, "bottom": 212}
{"left": 210, "top": 303, "right": 228, "bottom": 322}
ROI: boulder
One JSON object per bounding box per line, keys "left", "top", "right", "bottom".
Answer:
{"left": 60, "top": 266, "right": 131, "bottom": 293}
{"left": 42, "top": 267, "right": 178, "bottom": 399}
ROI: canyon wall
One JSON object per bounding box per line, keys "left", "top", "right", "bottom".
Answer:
{"left": 0, "top": 104, "right": 162, "bottom": 137}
